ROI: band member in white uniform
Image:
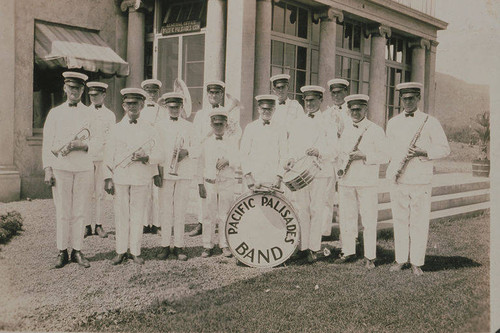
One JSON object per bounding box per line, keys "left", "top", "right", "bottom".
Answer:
{"left": 240, "top": 95, "right": 287, "bottom": 191}
{"left": 104, "top": 88, "right": 158, "bottom": 265}
{"left": 153, "top": 92, "right": 195, "bottom": 261}
{"left": 197, "top": 109, "right": 240, "bottom": 257}
{"left": 140, "top": 79, "right": 164, "bottom": 234}
{"left": 42, "top": 71, "right": 94, "bottom": 269}
{"left": 190, "top": 81, "right": 242, "bottom": 237}
{"left": 85, "top": 81, "right": 116, "bottom": 239}
{"left": 269, "top": 74, "right": 304, "bottom": 135}
{"left": 336, "top": 94, "right": 388, "bottom": 269}
{"left": 386, "top": 82, "right": 450, "bottom": 276}
{"left": 286, "top": 86, "right": 339, "bottom": 263}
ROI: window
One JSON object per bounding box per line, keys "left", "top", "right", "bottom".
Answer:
{"left": 156, "top": 34, "right": 205, "bottom": 120}
{"left": 271, "top": 1, "right": 319, "bottom": 104}
{"left": 335, "top": 21, "right": 371, "bottom": 95}
{"left": 158, "top": 0, "right": 207, "bottom": 31}
{"left": 385, "top": 36, "right": 412, "bottom": 122}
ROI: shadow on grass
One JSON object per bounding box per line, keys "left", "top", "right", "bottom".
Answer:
{"left": 86, "top": 245, "right": 208, "bottom": 262}
{"left": 423, "top": 255, "right": 481, "bottom": 272}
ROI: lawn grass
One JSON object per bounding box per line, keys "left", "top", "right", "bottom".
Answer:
{"left": 76, "top": 213, "right": 489, "bottom": 333}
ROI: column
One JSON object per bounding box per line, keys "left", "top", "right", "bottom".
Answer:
{"left": 367, "top": 25, "right": 391, "bottom": 128}
{"left": 0, "top": 0, "right": 20, "bottom": 202}
{"left": 253, "top": 0, "right": 272, "bottom": 120}
{"left": 316, "top": 8, "right": 343, "bottom": 89}
{"left": 225, "top": 0, "right": 256, "bottom": 128}
{"left": 121, "top": 0, "right": 146, "bottom": 87}
{"left": 409, "top": 38, "right": 430, "bottom": 111}
{"left": 425, "top": 40, "right": 438, "bottom": 115}
{"left": 204, "top": 0, "right": 226, "bottom": 86}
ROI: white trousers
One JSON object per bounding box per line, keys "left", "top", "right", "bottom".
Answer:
{"left": 158, "top": 179, "right": 190, "bottom": 248}
{"left": 114, "top": 184, "right": 148, "bottom": 256}
{"left": 144, "top": 182, "right": 160, "bottom": 227}
{"left": 52, "top": 169, "right": 93, "bottom": 251}
{"left": 322, "top": 177, "right": 336, "bottom": 236}
{"left": 339, "top": 185, "right": 378, "bottom": 260}
{"left": 93, "top": 161, "right": 105, "bottom": 226}
{"left": 390, "top": 184, "right": 432, "bottom": 266}
{"left": 202, "top": 179, "right": 235, "bottom": 249}
{"left": 293, "top": 178, "right": 328, "bottom": 252}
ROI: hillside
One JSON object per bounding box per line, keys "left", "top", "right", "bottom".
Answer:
{"left": 434, "top": 72, "right": 490, "bottom": 129}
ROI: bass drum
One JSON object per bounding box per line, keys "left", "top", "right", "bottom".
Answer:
{"left": 225, "top": 190, "right": 300, "bottom": 268}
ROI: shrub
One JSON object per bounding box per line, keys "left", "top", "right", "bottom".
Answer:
{"left": 443, "top": 125, "right": 479, "bottom": 144}
{"left": 0, "top": 211, "right": 24, "bottom": 244}
{"left": 473, "top": 112, "right": 490, "bottom": 160}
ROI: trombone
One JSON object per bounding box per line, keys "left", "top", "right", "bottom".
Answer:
{"left": 107, "top": 138, "right": 156, "bottom": 173}
{"left": 51, "top": 125, "right": 91, "bottom": 157}
{"left": 168, "top": 135, "right": 184, "bottom": 176}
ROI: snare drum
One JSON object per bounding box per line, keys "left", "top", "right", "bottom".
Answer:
{"left": 282, "top": 156, "right": 321, "bottom": 192}
{"left": 225, "top": 191, "right": 300, "bottom": 268}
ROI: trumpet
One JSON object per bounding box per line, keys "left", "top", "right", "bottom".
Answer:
{"left": 107, "top": 138, "right": 156, "bottom": 173}
{"left": 168, "top": 135, "right": 184, "bottom": 176}
{"left": 51, "top": 125, "right": 90, "bottom": 157}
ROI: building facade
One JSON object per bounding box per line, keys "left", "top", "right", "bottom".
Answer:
{"left": 0, "top": 0, "right": 446, "bottom": 201}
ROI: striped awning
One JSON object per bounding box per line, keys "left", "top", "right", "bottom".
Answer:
{"left": 35, "top": 21, "right": 129, "bottom": 77}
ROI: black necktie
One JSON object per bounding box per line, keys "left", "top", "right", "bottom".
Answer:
{"left": 69, "top": 103, "right": 77, "bottom": 107}
{"left": 147, "top": 103, "right": 154, "bottom": 107}
{"left": 129, "top": 119, "right": 137, "bottom": 124}
{"left": 170, "top": 117, "right": 178, "bottom": 121}
{"left": 353, "top": 123, "right": 359, "bottom": 128}
{"left": 215, "top": 135, "right": 223, "bottom": 140}
{"left": 405, "top": 112, "right": 415, "bottom": 117}
{"left": 263, "top": 120, "right": 270, "bottom": 126}
{"left": 95, "top": 105, "right": 102, "bottom": 109}
{"left": 212, "top": 104, "right": 220, "bottom": 109}
{"left": 308, "top": 113, "right": 315, "bottom": 118}
{"left": 279, "top": 101, "right": 286, "bottom": 105}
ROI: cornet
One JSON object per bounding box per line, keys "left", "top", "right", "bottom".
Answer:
{"left": 51, "top": 126, "right": 90, "bottom": 157}
{"left": 168, "top": 135, "right": 184, "bottom": 176}
{"left": 107, "top": 138, "right": 156, "bottom": 173}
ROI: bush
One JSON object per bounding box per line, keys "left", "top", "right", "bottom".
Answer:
{"left": 443, "top": 125, "right": 479, "bottom": 144}
{"left": 0, "top": 211, "right": 24, "bottom": 244}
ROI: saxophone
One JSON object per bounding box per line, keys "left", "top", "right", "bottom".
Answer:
{"left": 337, "top": 126, "right": 368, "bottom": 178}
{"left": 394, "top": 115, "right": 429, "bottom": 183}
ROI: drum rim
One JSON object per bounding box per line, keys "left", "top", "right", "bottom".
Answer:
{"left": 225, "top": 190, "right": 301, "bottom": 268}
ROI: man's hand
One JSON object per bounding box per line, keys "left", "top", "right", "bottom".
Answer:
{"left": 132, "top": 148, "right": 149, "bottom": 163}
{"left": 306, "top": 148, "right": 320, "bottom": 157}
{"left": 349, "top": 150, "right": 366, "bottom": 161}
{"left": 44, "top": 167, "right": 56, "bottom": 187}
{"left": 177, "top": 148, "right": 189, "bottom": 162}
{"left": 216, "top": 158, "right": 229, "bottom": 171}
{"left": 153, "top": 175, "right": 163, "bottom": 188}
{"left": 284, "top": 158, "right": 295, "bottom": 171}
{"left": 104, "top": 178, "right": 115, "bottom": 195}
{"left": 198, "top": 183, "right": 207, "bottom": 198}
{"left": 408, "top": 146, "right": 428, "bottom": 158}
{"left": 244, "top": 172, "right": 255, "bottom": 190}
{"left": 272, "top": 176, "right": 282, "bottom": 189}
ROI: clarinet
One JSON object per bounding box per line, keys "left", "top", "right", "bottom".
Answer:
{"left": 337, "top": 126, "right": 369, "bottom": 178}
{"left": 394, "top": 115, "right": 429, "bottom": 183}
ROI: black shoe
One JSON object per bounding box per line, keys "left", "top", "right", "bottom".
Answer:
{"left": 71, "top": 250, "right": 90, "bottom": 268}
{"left": 335, "top": 254, "right": 356, "bottom": 264}
{"left": 94, "top": 225, "right": 108, "bottom": 238}
{"left": 55, "top": 250, "right": 69, "bottom": 269}
{"left": 307, "top": 250, "right": 317, "bottom": 263}
{"left": 111, "top": 253, "right": 126, "bottom": 265}
{"left": 188, "top": 223, "right": 202, "bottom": 237}
{"left": 291, "top": 250, "right": 308, "bottom": 260}
{"left": 84, "top": 225, "right": 93, "bottom": 238}
{"left": 157, "top": 247, "right": 171, "bottom": 260}
{"left": 143, "top": 225, "right": 151, "bottom": 234}
{"left": 130, "top": 254, "right": 144, "bottom": 265}
{"left": 173, "top": 247, "right": 188, "bottom": 261}
{"left": 150, "top": 225, "right": 159, "bottom": 234}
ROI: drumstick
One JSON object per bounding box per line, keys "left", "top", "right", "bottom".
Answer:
{"left": 255, "top": 184, "right": 285, "bottom": 194}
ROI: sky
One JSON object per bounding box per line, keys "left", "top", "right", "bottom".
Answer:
{"left": 435, "top": 0, "right": 500, "bottom": 85}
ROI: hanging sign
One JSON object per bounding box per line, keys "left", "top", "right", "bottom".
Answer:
{"left": 161, "top": 20, "right": 201, "bottom": 36}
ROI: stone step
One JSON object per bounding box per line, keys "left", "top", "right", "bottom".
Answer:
{"left": 377, "top": 188, "right": 490, "bottom": 222}
{"left": 0, "top": 167, "right": 21, "bottom": 202}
